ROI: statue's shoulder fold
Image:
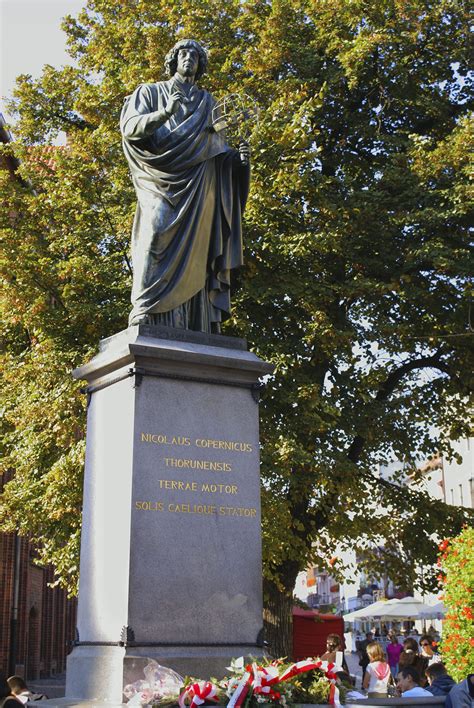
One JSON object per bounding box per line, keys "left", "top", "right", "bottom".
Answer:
{"left": 123, "top": 83, "right": 147, "bottom": 102}
{"left": 136, "top": 82, "right": 157, "bottom": 95}
{"left": 130, "top": 82, "right": 164, "bottom": 110}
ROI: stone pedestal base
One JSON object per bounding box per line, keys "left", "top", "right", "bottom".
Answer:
{"left": 67, "top": 325, "right": 272, "bottom": 702}
{"left": 66, "top": 644, "right": 262, "bottom": 704}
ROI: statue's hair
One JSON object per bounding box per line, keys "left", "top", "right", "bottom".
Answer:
{"left": 164, "top": 39, "right": 208, "bottom": 81}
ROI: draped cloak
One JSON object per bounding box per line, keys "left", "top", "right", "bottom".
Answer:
{"left": 120, "top": 79, "right": 248, "bottom": 329}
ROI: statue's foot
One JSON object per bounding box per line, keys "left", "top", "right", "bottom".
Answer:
{"left": 129, "top": 314, "right": 151, "bottom": 326}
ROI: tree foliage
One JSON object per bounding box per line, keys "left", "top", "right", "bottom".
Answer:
{"left": 1, "top": 0, "right": 473, "bottom": 638}
{"left": 439, "top": 527, "right": 474, "bottom": 680}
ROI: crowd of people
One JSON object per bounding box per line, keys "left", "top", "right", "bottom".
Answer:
{"left": 313, "top": 628, "right": 474, "bottom": 703}
{"left": 317, "top": 626, "right": 474, "bottom": 705}
{"left": 350, "top": 629, "right": 474, "bottom": 703}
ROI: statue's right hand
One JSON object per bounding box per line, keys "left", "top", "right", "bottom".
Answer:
{"left": 165, "top": 90, "right": 184, "bottom": 116}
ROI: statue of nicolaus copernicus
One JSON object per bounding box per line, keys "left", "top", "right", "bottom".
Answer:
{"left": 120, "top": 39, "right": 250, "bottom": 333}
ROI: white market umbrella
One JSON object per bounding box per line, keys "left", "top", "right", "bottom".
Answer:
{"left": 419, "top": 600, "right": 447, "bottom": 619}
{"left": 343, "top": 598, "right": 399, "bottom": 622}
{"left": 375, "top": 596, "right": 433, "bottom": 620}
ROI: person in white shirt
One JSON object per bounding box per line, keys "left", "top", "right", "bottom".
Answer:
{"left": 420, "top": 634, "right": 442, "bottom": 666}
{"left": 362, "top": 641, "right": 391, "bottom": 697}
{"left": 396, "top": 666, "right": 433, "bottom": 697}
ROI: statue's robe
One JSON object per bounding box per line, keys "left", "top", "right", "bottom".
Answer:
{"left": 120, "top": 78, "right": 248, "bottom": 331}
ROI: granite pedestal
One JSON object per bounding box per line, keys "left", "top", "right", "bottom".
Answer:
{"left": 66, "top": 325, "right": 272, "bottom": 704}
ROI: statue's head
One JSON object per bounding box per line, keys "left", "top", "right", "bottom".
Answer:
{"left": 165, "top": 39, "right": 208, "bottom": 81}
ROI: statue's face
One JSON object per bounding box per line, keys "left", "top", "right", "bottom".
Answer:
{"left": 176, "top": 46, "right": 199, "bottom": 78}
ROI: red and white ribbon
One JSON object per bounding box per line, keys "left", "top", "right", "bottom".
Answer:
{"left": 226, "top": 656, "right": 343, "bottom": 708}
{"left": 227, "top": 671, "right": 251, "bottom": 708}
{"left": 279, "top": 658, "right": 341, "bottom": 683}
{"left": 279, "top": 658, "right": 324, "bottom": 682}
{"left": 250, "top": 662, "right": 281, "bottom": 700}
{"left": 251, "top": 662, "right": 280, "bottom": 688}
{"left": 329, "top": 682, "right": 341, "bottom": 708}
{"left": 178, "top": 681, "right": 219, "bottom": 708}
{"left": 277, "top": 657, "right": 342, "bottom": 707}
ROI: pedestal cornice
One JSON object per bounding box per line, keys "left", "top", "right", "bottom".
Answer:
{"left": 73, "top": 325, "right": 273, "bottom": 389}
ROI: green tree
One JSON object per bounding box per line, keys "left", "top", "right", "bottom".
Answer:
{"left": 1, "top": 0, "right": 473, "bottom": 653}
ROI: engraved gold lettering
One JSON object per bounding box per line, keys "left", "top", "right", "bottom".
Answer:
{"left": 163, "top": 458, "right": 232, "bottom": 471}
{"left": 168, "top": 503, "right": 217, "bottom": 515}
{"left": 218, "top": 506, "right": 257, "bottom": 517}
{"left": 142, "top": 433, "right": 252, "bottom": 451}
{"left": 201, "top": 483, "right": 238, "bottom": 495}
{"left": 135, "top": 501, "right": 256, "bottom": 517}
{"left": 171, "top": 436, "right": 191, "bottom": 446}
{"left": 141, "top": 433, "right": 169, "bottom": 444}
{"left": 141, "top": 433, "right": 191, "bottom": 446}
{"left": 158, "top": 479, "right": 199, "bottom": 491}
{"left": 135, "top": 501, "right": 164, "bottom": 511}
{"left": 195, "top": 439, "right": 253, "bottom": 452}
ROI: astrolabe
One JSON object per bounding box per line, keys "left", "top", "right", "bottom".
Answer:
{"left": 211, "top": 93, "right": 259, "bottom": 161}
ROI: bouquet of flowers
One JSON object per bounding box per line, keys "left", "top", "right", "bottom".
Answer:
{"left": 220, "top": 656, "right": 347, "bottom": 707}
{"left": 158, "top": 656, "right": 348, "bottom": 708}
{"left": 123, "top": 660, "right": 184, "bottom": 705}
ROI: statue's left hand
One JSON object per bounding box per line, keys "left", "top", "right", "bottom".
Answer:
{"left": 239, "top": 141, "right": 251, "bottom": 166}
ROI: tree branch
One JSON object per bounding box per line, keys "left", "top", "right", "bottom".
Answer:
{"left": 94, "top": 189, "right": 133, "bottom": 276}
{"left": 347, "top": 351, "right": 445, "bottom": 463}
{"left": 51, "top": 111, "right": 93, "bottom": 131}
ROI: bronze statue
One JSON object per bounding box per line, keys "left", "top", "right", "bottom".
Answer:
{"left": 120, "top": 39, "right": 250, "bottom": 332}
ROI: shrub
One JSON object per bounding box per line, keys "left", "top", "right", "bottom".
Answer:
{"left": 439, "top": 526, "right": 474, "bottom": 680}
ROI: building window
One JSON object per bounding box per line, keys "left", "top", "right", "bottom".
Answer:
{"left": 450, "top": 488, "right": 454, "bottom": 505}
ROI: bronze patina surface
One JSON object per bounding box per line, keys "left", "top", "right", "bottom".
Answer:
{"left": 121, "top": 39, "right": 250, "bottom": 333}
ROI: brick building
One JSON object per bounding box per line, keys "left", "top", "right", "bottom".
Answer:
{"left": 1, "top": 472, "right": 77, "bottom": 679}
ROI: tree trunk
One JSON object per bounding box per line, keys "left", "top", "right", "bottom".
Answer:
{"left": 263, "top": 578, "right": 294, "bottom": 659}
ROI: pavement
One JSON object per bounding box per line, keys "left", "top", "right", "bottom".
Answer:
{"left": 29, "top": 674, "right": 67, "bottom": 699}
{"left": 346, "top": 651, "right": 363, "bottom": 688}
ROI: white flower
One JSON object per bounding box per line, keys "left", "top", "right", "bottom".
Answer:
{"left": 226, "top": 656, "right": 246, "bottom": 673}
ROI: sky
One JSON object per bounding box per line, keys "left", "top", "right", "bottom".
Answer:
{"left": 0, "top": 0, "right": 84, "bottom": 120}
